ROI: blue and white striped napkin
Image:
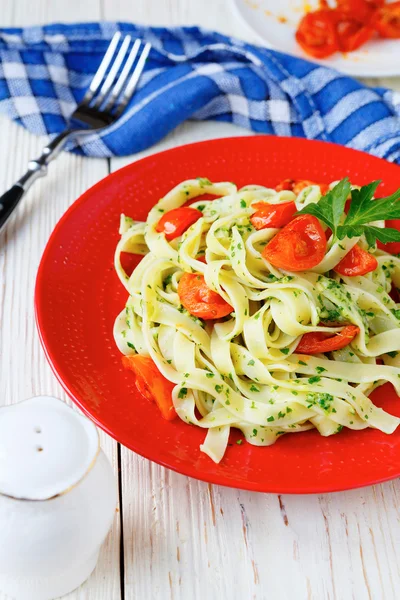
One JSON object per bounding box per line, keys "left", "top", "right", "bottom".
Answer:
{"left": 0, "top": 22, "right": 400, "bottom": 161}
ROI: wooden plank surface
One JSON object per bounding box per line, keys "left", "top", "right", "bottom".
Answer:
{"left": 0, "top": 2, "right": 121, "bottom": 600}
{"left": 1, "top": 1, "right": 400, "bottom": 599}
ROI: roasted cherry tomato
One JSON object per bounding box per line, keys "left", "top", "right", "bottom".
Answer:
{"left": 262, "top": 215, "right": 327, "bottom": 271}
{"left": 275, "top": 179, "right": 296, "bottom": 192}
{"left": 178, "top": 273, "right": 233, "bottom": 319}
{"left": 295, "top": 10, "right": 340, "bottom": 58}
{"left": 336, "top": 18, "right": 374, "bottom": 51}
{"left": 337, "top": 0, "right": 384, "bottom": 21}
{"left": 296, "top": 325, "right": 360, "bottom": 354}
{"left": 122, "top": 355, "right": 177, "bottom": 420}
{"left": 374, "top": 2, "right": 400, "bottom": 38}
{"left": 250, "top": 201, "right": 297, "bottom": 230}
{"left": 293, "top": 180, "right": 330, "bottom": 195}
{"left": 156, "top": 207, "right": 202, "bottom": 240}
{"left": 377, "top": 219, "right": 400, "bottom": 255}
{"left": 334, "top": 244, "right": 378, "bottom": 276}
{"left": 275, "top": 179, "right": 329, "bottom": 195}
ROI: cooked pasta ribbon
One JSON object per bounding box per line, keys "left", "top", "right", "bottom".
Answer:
{"left": 114, "top": 178, "right": 400, "bottom": 463}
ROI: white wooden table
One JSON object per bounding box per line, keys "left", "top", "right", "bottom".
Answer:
{"left": 1, "top": 2, "right": 400, "bottom": 599}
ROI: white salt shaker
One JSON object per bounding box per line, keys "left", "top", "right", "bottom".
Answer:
{"left": 0, "top": 396, "right": 117, "bottom": 600}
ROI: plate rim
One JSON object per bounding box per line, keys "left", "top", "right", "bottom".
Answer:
{"left": 35, "top": 135, "right": 400, "bottom": 494}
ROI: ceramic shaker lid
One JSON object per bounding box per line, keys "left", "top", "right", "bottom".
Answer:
{"left": 0, "top": 396, "right": 99, "bottom": 500}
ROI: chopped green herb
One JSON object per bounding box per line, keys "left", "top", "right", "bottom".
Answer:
{"left": 197, "top": 177, "right": 212, "bottom": 186}
{"left": 178, "top": 388, "right": 187, "bottom": 399}
{"left": 280, "top": 348, "right": 290, "bottom": 355}
{"left": 297, "top": 178, "right": 400, "bottom": 246}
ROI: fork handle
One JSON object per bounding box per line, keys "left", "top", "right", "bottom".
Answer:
{"left": 0, "top": 130, "right": 72, "bottom": 232}
{"left": 0, "top": 185, "right": 25, "bottom": 231}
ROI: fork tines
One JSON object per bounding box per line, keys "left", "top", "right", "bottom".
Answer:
{"left": 82, "top": 32, "right": 151, "bottom": 116}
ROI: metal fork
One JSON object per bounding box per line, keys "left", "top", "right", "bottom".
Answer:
{"left": 0, "top": 32, "right": 151, "bottom": 231}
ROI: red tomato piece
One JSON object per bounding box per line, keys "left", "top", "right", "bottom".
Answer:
{"left": 178, "top": 273, "right": 233, "bottom": 319}
{"left": 275, "top": 179, "right": 329, "bottom": 195}
{"left": 293, "top": 180, "right": 330, "bottom": 195}
{"left": 334, "top": 244, "right": 378, "bottom": 276}
{"left": 296, "top": 325, "right": 360, "bottom": 354}
{"left": 250, "top": 201, "right": 297, "bottom": 230}
{"left": 295, "top": 10, "right": 340, "bottom": 58}
{"left": 262, "top": 215, "right": 327, "bottom": 271}
{"left": 122, "top": 355, "right": 177, "bottom": 420}
{"left": 336, "top": 18, "right": 374, "bottom": 51}
{"left": 275, "top": 179, "right": 295, "bottom": 192}
{"left": 374, "top": 2, "right": 400, "bottom": 38}
{"left": 337, "top": 0, "right": 384, "bottom": 21}
{"left": 156, "top": 207, "right": 202, "bottom": 240}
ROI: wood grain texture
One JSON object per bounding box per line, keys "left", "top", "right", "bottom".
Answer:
{"left": 1, "top": 0, "right": 400, "bottom": 599}
{"left": 0, "top": 2, "right": 121, "bottom": 600}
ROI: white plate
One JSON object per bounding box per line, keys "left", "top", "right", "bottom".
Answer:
{"left": 232, "top": 0, "right": 400, "bottom": 78}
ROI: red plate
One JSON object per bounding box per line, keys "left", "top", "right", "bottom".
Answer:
{"left": 35, "top": 136, "right": 400, "bottom": 493}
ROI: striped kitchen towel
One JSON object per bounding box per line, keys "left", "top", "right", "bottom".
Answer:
{"left": 0, "top": 22, "right": 400, "bottom": 160}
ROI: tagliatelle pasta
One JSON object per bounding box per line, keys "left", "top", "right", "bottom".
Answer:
{"left": 113, "top": 177, "right": 400, "bottom": 463}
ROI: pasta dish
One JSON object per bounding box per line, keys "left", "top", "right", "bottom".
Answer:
{"left": 114, "top": 176, "right": 400, "bottom": 463}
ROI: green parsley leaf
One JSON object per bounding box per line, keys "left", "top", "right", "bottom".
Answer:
{"left": 178, "top": 388, "right": 187, "bottom": 399}
{"left": 297, "top": 178, "right": 400, "bottom": 246}
{"left": 337, "top": 181, "right": 400, "bottom": 243}
{"left": 297, "top": 177, "right": 350, "bottom": 237}
{"left": 363, "top": 225, "right": 400, "bottom": 246}
{"left": 240, "top": 199, "right": 246, "bottom": 208}
{"left": 280, "top": 348, "right": 290, "bottom": 355}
